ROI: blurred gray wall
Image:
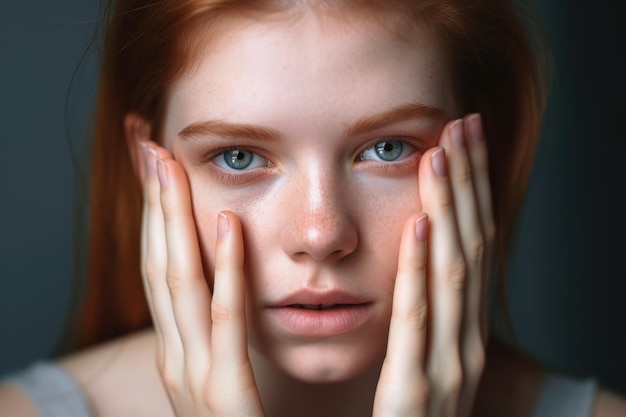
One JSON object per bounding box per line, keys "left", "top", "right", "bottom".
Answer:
{"left": 507, "top": 1, "right": 626, "bottom": 394}
{"left": 0, "top": 0, "right": 98, "bottom": 372}
{"left": 1, "top": 0, "right": 625, "bottom": 396}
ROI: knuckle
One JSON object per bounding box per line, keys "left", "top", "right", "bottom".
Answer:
{"left": 436, "top": 190, "right": 455, "bottom": 212}
{"left": 469, "top": 349, "right": 486, "bottom": 381}
{"left": 159, "top": 364, "right": 181, "bottom": 395}
{"left": 210, "top": 300, "right": 232, "bottom": 323}
{"left": 414, "top": 249, "right": 428, "bottom": 272}
{"left": 161, "top": 207, "right": 194, "bottom": 225}
{"left": 464, "top": 339, "right": 486, "bottom": 381}
{"left": 166, "top": 271, "right": 185, "bottom": 292}
{"left": 144, "top": 262, "right": 163, "bottom": 285}
{"left": 445, "top": 257, "right": 467, "bottom": 290}
{"left": 213, "top": 256, "right": 230, "bottom": 273}
{"left": 412, "top": 376, "right": 432, "bottom": 409}
{"left": 453, "top": 159, "right": 472, "bottom": 184}
{"left": 202, "top": 385, "right": 223, "bottom": 414}
{"left": 147, "top": 186, "right": 161, "bottom": 208}
{"left": 160, "top": 206, "right": 177, "bottom": 223}
{"left": 441, "top": 362, "right": 463, "bottom": 398}
{"left": 467, "top": 237, "right": 485, "bottom": 265}
{"left": 203, "top": 373, "right": 253, "bottom": 415}
{"left": 379, "top": 375, "right": 431, "bottom": 414}
{"left": 147, "top": 193, "right": 160, "bottom": 209}
{"left": 403, "top": 300, "right": 428, "bottom": 330}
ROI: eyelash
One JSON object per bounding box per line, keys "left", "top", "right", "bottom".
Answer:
{"left": 199, "top": 136, "right": 425, "bottom": 183}
{"left": 200, "top": 145, "right": 274, "bottom": 184}
{"left": 356, "top": 136, "right": 425, "bottom": 174}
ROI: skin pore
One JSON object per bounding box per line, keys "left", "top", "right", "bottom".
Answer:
{"left": 161, "top": 8, "right": 459, "bottom": 390}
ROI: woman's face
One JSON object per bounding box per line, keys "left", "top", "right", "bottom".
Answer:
{"left": 162, "top": 12, "right": 459, "bottom": 383}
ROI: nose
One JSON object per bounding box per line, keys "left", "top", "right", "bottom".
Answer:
{"left": 281, "top": 166, "right": 358, "bottom": 263}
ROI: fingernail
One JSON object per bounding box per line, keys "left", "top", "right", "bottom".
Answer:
{"left": 467, "top": 113, "right": 484, "bottom": 144}
{"left": 450, "top": 119, "right": 465, "bottom": 149}
{"left": 415, "top": 214, "right": 429, "bottom": 243}
{"left": 156, "top": 159, "right": 168, "bottom": 187}
{"left": 217, "top": 212, "right": 230, "bottom": 241}
{"left": 144, "top": 146, "right": 157, "bottom": 177}
{"left": 431, "top": 147, "right": 448, "bottom": 178}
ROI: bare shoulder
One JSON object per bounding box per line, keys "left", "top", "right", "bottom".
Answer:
{"left": 0, "top": 330, "right": 168, "bottom": 417}
{"left": 0, "top": 383, "right": 39, "bottom": 417}
{"left": 593, "top": 388, "right": 626, "bottom": 417}
{"left": 60, "top": 328, "right": 173, "bottom": 417}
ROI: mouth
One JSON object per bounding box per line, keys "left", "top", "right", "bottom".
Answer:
{"left": 268, "top": 300, "right": 374, "bottom": 338}
{"left": 288, "top": 303, "right": 356, "bottom": 310}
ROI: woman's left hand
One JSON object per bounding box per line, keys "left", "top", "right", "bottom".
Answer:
{"left": 373, "top": 114, "right": 494, "bottom": 417}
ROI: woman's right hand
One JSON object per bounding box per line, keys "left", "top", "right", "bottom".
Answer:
{"left": 139, "top": 141, "right": 266, "bottom": 417}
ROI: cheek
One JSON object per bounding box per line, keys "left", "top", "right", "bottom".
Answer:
{"left": 191, "top": 200, "right": 218, "bottom": 288}
{"left": 187, "top": 166, "right": 421, "bottom": 298}
{"left": 356, "top": 176, "right": 420, "bottom": 278}
{"left": 186, "top": 174, "right": 275, "bottom": 287}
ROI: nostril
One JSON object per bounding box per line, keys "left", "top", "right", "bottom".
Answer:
{"left": 291, "top": 237, "right": 357, "bottom": 263}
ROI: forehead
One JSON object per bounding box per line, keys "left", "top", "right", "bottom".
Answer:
{"left": 165, "top": 12, "right": 458, "bottom": 137}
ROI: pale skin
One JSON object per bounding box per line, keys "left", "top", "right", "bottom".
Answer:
{"left": 133, "top": 13, "right": 488, "bottom": 417}
{"left": 2, "top": 9, "right": 626, "bottom": 417}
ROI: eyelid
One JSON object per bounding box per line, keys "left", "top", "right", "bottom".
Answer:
{"left": 198, "top": 145, "right": 275, "bottom": 186}
{"left": 357, "top": 135, "right": 426, "bottom": 162}
{"left": 200, "top": 145, "right": 271, "bottom": 167}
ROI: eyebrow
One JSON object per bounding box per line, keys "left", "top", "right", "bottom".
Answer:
{"left": 344, "top": 103, "right": 447, "bottom": 137}
{"left": 178, "top": 102, "right": 447, "bottom": 141}
{"left": 179, "top": 120, "right": 284, "bottom": 142}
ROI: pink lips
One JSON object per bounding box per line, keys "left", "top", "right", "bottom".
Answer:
{"left": 267, "top": 290, "right": 374, "bottom": 338}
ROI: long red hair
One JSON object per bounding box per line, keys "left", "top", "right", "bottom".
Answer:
{"left": 76, "top": 0, "right": 551, "bottom": 348}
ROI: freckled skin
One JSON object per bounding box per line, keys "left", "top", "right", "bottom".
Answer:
{"left": 163, "top": 13, "right": 459, "bottom": 383}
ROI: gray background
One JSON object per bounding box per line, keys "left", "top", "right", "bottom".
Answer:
{"left": 1, "top": 0, "right": 625, "bottom": 397}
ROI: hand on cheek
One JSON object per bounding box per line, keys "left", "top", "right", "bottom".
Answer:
{"left": 374, "top": 115, "right": 494, "bottom": 417}
{"left": 137, "top": 141, "right": 266, "bottom": 417}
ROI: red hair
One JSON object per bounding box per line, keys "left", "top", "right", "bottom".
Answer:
{"left": 76, "top": 0, "right": 551, "bottom": 348}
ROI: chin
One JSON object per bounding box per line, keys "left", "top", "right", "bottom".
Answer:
{"left": 261, "top": 340, "right": 385, "bottom": 384}
{"left": 290, "top": 364, "right": 371, "bottom": 384}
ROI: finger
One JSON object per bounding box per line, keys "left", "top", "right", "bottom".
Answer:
{"left": 139, "top": 143, "right": 157, "bottom": 326}
{"left": 375, "top": 214, "right": 430, "bottom": 416}
{"left": 140, "top": 144, "right": 183, "bottom": 365}
{"left": 158, "top": 157, "right": 212, "bottom": 368}
{"left": 464, "top": 113, "right": 495, "bottom": 341}
{"left": 440, "top": 117, "right": 489, "bottom": 417}
{"left": 439, "top": 118, "right": 485, "bottom": 347}
{"left": 385, "top": 213, "right": 429, "bottom": 372}
{"left": 418, "top": 143, "right": 465, "bottom": 416}
{"left": 208, "top": 212, "right": 263, "bottom": 413}
{"left": 418, "top": 145, "right": 465, "bottom": 353}
{"left": 209, "top": 211, "right": 249, "bottom": 367}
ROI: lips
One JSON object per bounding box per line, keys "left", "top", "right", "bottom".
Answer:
{"left": 267, "top": 290, "right": 374, "bottom": 338}
{"left": 273, "top": 289, "right": 369, "bottom": 308}
{"left": 289, "top": 304, "right": 352, "bottom": 310}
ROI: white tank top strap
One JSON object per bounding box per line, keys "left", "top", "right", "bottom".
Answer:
{"left": 2, "top": 362, "right": 95, "bottom": 417}
{"left": 532, "top": 374, "right": 597, "bottom": 417}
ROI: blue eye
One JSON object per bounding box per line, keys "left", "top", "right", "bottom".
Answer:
{"left": 224, "top": 149, "right": 253, "bottom": 169}
{"left": 360, "top": 140, "right": 406, "bottom": 162}
{"left": 212, "top": 149, "right": 268, "bottom": 171}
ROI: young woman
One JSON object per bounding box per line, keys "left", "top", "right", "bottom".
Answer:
{"left": 1, "top": 0, "right": 625, "bottom": 416}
